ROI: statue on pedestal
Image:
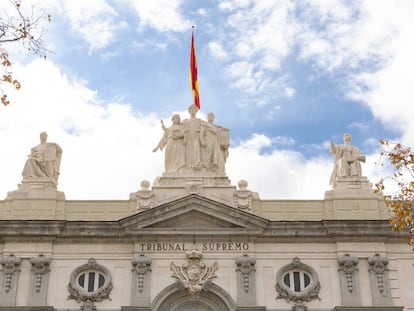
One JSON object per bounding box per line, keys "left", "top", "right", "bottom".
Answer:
{"left": 154, "top": 105, "right": 229, "bottom": 175}
{"left": 21, "top": 132, "right": 62, "bottom": 186}
{"left": 329, "top": 133, "right": 365, "bottom": 186}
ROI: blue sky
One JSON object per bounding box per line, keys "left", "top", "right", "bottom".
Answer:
{"left": 0, "top": 0, "right": 413, "bottom": 199}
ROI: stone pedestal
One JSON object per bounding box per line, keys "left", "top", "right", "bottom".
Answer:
{"left": 131, "top": 171, "right": 238, "bottom": 208}
{"left": 324, "top": 177, "right": 388, "bottom": 220}
{"left": 18, "top": 177, "right": 58, "bottom": 191}
{"left": 1, "top": 179, "right": 65, "bottom": 220}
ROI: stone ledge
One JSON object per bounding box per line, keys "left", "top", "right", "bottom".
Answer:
{"left": 0, "top": 307, "right": 55, "bottom": 311}
{"left": 0, "top": 219, "right": 406, "bottom": 241}
{"left": 333, "top": 307, "right": 404, "bottom": 311}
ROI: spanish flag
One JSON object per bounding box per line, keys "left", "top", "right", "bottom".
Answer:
{"left": 190, "top": 30, "right": 200, "bottom": 109}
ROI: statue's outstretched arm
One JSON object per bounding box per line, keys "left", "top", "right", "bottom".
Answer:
{"left": 329, "top": 141, "right": 336, "bottom": 155}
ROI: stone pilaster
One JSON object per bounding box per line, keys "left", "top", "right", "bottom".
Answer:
{"left": 131, "top": 254, "right": 152, "bottom": 306}
{"left": 27, "top": 254, "right": 51, "bottom": 306}
{"left": 368, "top": 254, "right": 393, "bottom": 306}
{"left": 0, "top": 254, "right": 21, "bottom": 306}
{"left": 338, "top": 254, "right": 361, "bottom": 306}
{"left": 235, "top": 254, "right": 257, "bottom": 307}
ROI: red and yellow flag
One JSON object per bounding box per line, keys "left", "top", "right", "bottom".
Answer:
{"left": 190, "top": 30, "right": 200, "bottom": 109}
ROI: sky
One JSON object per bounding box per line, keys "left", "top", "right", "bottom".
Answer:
{"left": 0, "top": 0, "right": 413, "bottom": 200}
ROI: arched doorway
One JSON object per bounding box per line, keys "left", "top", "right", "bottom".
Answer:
{"left": 152, "top": 283, "right": 235, "bottom": 311}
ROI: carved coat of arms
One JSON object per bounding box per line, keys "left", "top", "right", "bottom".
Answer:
{"left": 170, "top": 249, "right": 218, "bottom": 296}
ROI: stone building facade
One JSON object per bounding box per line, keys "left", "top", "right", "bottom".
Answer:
{"left": 0, "top": 123, "right": 413, "bottom": 311}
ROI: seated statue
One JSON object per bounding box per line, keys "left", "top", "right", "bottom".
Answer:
{"left": 329, "top": 133, "right": 365, "bottom": 185}
{"left": 22, "top": 132, "right": 63, "bottom": 184}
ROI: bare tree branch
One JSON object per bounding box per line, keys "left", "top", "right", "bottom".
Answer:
{"left": 1, "top": 0, "right": 51, "bottom": 106}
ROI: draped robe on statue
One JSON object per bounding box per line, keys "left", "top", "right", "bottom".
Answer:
{"left": 22, "top": 142, "right": 62, "bottom": 180}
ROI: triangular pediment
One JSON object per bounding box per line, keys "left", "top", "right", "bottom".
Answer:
{"left": 145, "top": 210, "right": 244, "bottom": 229}
{"left": 119, "top": 194, "right": 268, "bottom": 234}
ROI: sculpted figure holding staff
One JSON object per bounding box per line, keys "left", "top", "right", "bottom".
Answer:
{"left": 153, "top": 114, "right": 185, "bottom": 173}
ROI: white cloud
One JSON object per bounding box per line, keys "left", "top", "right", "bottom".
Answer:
{"left": 0, "top": 58, "right": 390, "bottom": 201}
{"left": 210, "top": 0, "right": 414, "bottom": 154}
{"left": 297, "top": 0, "right": 394, "bottom": 72}
{"left": 132, "top": 39, "right": 167, "bottom": 50}
{"left": 59, "top": 0, "right": 127, "bottom": 52}
{"left": 227, "top": 135, "right": 332, "bottom": 199}
{"left": 123, "top": 0, "right": 191, "bottom": 32}
{"left": 208, "top": 42, "right": 228, "bottom": 60}
{"left": 197, "top": 8, "right": 207, "bottom": 16}
{"left": 273, "top": 136, "right": 295, "bottom": 147}
{"left": 2, "top": 1, "right": 412, "bottom": 202}
{"left": 218, "top": 0, "right": 251, "bottom": 11}
{"left": 211, "top": 1, "right": 298, "bottom": 106}
{"left": 343, "top": 1, "right": 414, "bottom": 145}
{"left": 0, "top": 58, "right": 332, "bottom": 200}
{"left": 0, "top": 59, "right": 163, "bottom": 199}
{"left": 225, "top": 1, "right": 295, "bottom": 69}
{"left": 284, "top": 87, "right": 296, "bottom": 98}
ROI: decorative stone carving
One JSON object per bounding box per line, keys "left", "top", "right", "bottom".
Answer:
{"left": 234, "top": 180, "right": 255, "bottom": 210}
{"left": 67, "top": 258, "right": 113, "bottom": 311}
{"left": 276, "top": 257, "right": 320, "bottom": 309}
{"left": 21, "top": 132, "right": 62, "bottom": 190}
{"left": 368, "top": 254, "right": 393, "bottom": 306}
{"left": 236, "top": 254, "right": 255, "bottom": 293}
{"left": 337, "top": 254, "right": 361, "bottom": 306}
{"left": 135, "top": 180, "right": 154, "bottom": 211}
{"left": 154, "top": 105, "right": 229, "bottom": 175}
{"left": 0, "top": 254, "right": 21, "bottom": 306}
{"left": 170, "top": 249, "right": 218, "bottom": 296}
{"left": 235, "top": 254, "right": 257, "bottom": 306}
{"left": 330, "top": 133, "right": 366, "bottom": 187}
{"left": 131, "top": 254, "right": 152, "bottom": 306}
{"left": 28, "top": 254, "right": 51, "bottom": 306}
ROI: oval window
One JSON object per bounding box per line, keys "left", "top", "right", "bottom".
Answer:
{"left": 282, "top": 270, "right": 312, "bottom": 292}
{"left": 77, "top": 271, "right": 106, "bottom": 293}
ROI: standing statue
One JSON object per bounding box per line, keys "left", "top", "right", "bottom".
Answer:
{"left": 22, "top": 132, "right": 62, "bottom": 184}
{"left": 182, "top": 104, "right": 204, "bottom": 170}
{"left": 153, "top": 114, "right": 185, "bottom": 173}
{"left": 153, "top": 106, "right": 230, "bottom": 175}
{"left": 201, "top": 113, "right": 221, "bottom": 172}
{"left": 329, "top": 133, "right": 365, "bottom": 185}
{"left": 201, "top": 112, "right": 229, "bottom": 173}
